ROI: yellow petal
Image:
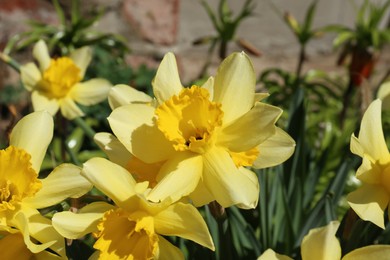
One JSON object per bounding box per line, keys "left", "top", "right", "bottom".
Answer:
{"left": 10, "top": 111, "right": 53, "bottom": 172}
{"left": 213, "top": 52, "right": 255, "bottom": 124}
{"left": 82, "top": 157, "right": 137, "bottom": 206}
{"left": 70, "top": 46, "right": 92, "bottom": 78}
{"left": 147, "top": 152, "right": 202, "bottom": 203}
{"left": 31, "top": 91, "right": 60, "bottom": 116}
{"left": 154, "top": 202, "right": 214, "bottom": 250}
{"left": 343, "top": 245, "right": 390, "bottom": 260}
{"left": 70, "top": 79, "right": 111, "bottom": 106}
{"left": 354, "top": 155, "right": 382, "bottom": 184}
{"left": 357, "top": 99, "right": 390, "bottom": 163}
{"left": 108, "top": 104, "right": 175, "bottom": 163}
{"left": 253, "top": 127, "right": 296, "bottom": 169}
{"left": 219, "top": 102, "right": 282, "bottom": 152}
{"left": 152, "top": 52, "right": 183, "bottom": 104}
{"left": 257, "top": 248, "right": 293, "bottom": 260}
{"left": 23, "top": 163, "right": 92, "bottom": 209}
{"left": 347, "top": 184, "right": 389, "bottom": 229}
{"left": 20, "top": 62, "right": 42, "bottom": 91}
{"left": 301, "top": 221, "right": 341, "bottom": 260}
{"left": 157, "top": 235, "right": 184, "bottom": 260}
{"left": 94, "top": 132, "right": 132, "bottom": 168}
{"left": 377, "top": 81, "right": 390, "bottom": 110}
{"left": 350, "top": 134, "right": 364, "bottom": 157}
{"left": 188, "top": 178, "right": 214, "bottom": 207}
{"left": 236, "top": 167, "right": 261, "bottom": 209}
{"left": 108, "top": 84, "right": 152, "bottom": 110}
{"left": 203, "top": 147, "right": 259, "bottom": 208}
{"left": 32, "top": 40, "right": 51, "bottom": 72}
{"left": 60, "top": 97, "right": 84, "bottom": 119}
{"left": 201, "top": 76, "right": 214, "bottom": 100}
{"left": 52, "top": 202, "right": 114, "bottom": 239}
{"left": 254, "top": 93, "right": 270, "bottom": 102}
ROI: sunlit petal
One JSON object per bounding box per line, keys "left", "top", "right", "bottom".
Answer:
{"left": 70, "top": 79, "right": 111, "bottom": 106}
{"left": 94, "top": 132, "right": 132, "bottom": 168}
{"left": 355, "top": 155, "right": 382, "bottom": 184}
{"left": 257, "top": 248, "right": 293, "bottom": 260}
{"left": 201, "top": 76, "right": 214, "bottom": 100}
{"left": 60, "top": 97, "right": 84, "bottom": 119}
{"left": 20, "top": 62, "right": 41, "bottom": 91}
{"left": 70, "top": 46, "right": 92, "bottom": 78}
{"left": 108, "top": 84, "right": 152, "bottom": 110}
{"left": 343, "top": 245, "right": 390, "bottom": 260}
{"left": 189, "top": 178, "right": 214, "bottom": 207}
{"left": 157, "top": 235, "right": 184, "bottom": 260}
{"left": 32, "top": 40, "right": 51, "bottom": 72}
{"left": 31, "top": 91, "right": 60, "bottom": 116}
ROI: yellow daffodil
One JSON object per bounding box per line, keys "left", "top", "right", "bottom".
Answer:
{"left": 377, "top": 81, "right": 390, "bottom": 110}
{"left": 52, "top": 157, "right": 215, "bottom": 259}
{"left": 107, "top": 52, "right": 295, "bottom": 209}
{"left": 0, "top": 111, "right": 92, "bottom": 258}
{"left": 258, "top": 221, "right": 390, "bottom": 260}
{"left": 20, "top": 40, "right": 112, "bottom": 119}
{"left": 348, "top": 99, "right": 390, "bottom": 229}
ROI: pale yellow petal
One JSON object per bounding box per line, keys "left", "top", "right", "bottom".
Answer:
{"left": 94, "top": 132, "right": 132, "bottom": 168}
{"left": 157, "top": 235, "right": 184, "bottom": 260}
{"left": 108, "top": 104, "right": 175, "bottom": 163}
{"left": 32, "top": 40, "right": 51, "bottom": 72}
{"left": 343, "top": 245, "right": 390, "bottom": 260}
{"left": 10, "top": 111, "right": 53, "bottom": 172}
{"left": 60, "top": 97, "right": 84, "bottom": 119}
{"left": 35, "top": 250, "right": 64, "bottom": 260}
{"left": 201, "top": 76, "right": 214, "bottom": 100}
{"left": 354, "top": 155, "right": 382, "bottom": 184}
{"left": 70, "top": 79, "right": 111, "bottom": 105}
{"left": 20, "top": 62, "right": 41, "bottom": 91}
{"left": 203, "top": 147, "right": 259, "bottom": 208}
{"left": 31, "top": 91, "right": 60, "bottom": 116}
{"left": 301, "top": 221, "right": 341, "bottom": 260}
{"left": 188, "top": 178, "right": 214, "bottom": 207}
{"left": 235, "top": 167, "right": 261, "bottom": 209}
{"left": 147, "top": 152, "right": 202, "bottom": 203}
{"left": 377, "top": 81, "right": 390, "bottom": 110}
{"left": 154, "top": 202, "right": 214, "bottom": 250}
{"left": 52, "top": 202, "right": 114, "bottom": 239}
{"left": 257, "top": 248, "right": 293, "bottom": 260}
{"left": 347, "top": 184, "right": 389, "bottom": 229}
{"left": 108, "top": 84, "right": 152, "bottom": 110}
{"left": 219, "top": 102, "right": 282, "bottom": 152}
{"left": 82, "top": 157, "right": 137, "bottom": 206}
{"left": 350, "top": 134, "right": 364, "bottom": 157}
{"left": 213, "top": 52, "right": 255, "bottom": 123}
{"left": 253, "top": 127, "right": 296, "bottom": 169}
{"left": 357, "top": 99, "right": 390, "bottom": 163}
{"left": 23, "top": 164, "right": 92, "bottom": 209}
{"left": 152, "top": 52, "right": 183, "bottom": 104}
{"left": 70, "top": 46, "right": 92, "bottom": 78}
{"left": 254, "top": 93, "right": 270, "bottom": 102}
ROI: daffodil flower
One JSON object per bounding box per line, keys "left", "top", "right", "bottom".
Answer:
{"left": 20, "top": 40, "right": 112, "bottom": 119}
{"left": 0, "top": 111, "right": 92, "bottom": 258}
{"left": 107, "top": 52, "right": 295, "bottom": 209}
{"left": 258, "top": 221, "right": 390, "bottom": 260}
{"left": 348, "top": 99, "right": 390, "bottom": 229}
{"left": 52, "top": 157, "right": 215, "bottom": 259}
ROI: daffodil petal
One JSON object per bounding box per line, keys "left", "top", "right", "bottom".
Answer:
{"left": 257, "top": 248, "right": 293, "bottom": 260}
{"left": 20, "top": 62, "right": 41, "bottom": 91}
{"left": 35, "top": 250, "right": 64, "bottom": 260}
{"left": 154, "top": 202, "right": 214, "bottom": 250}
{"left": 350, "top": 134, "right": 364, "bottom": 157}
{"left": 343, "top": 245, "right": 390, "bottom": 260}
{"left": 213, "top": 52, "right": 255, "bottom": 123}
{"left": 31, "top": 91, "right": 60, "bottom": 116}
{"left": 70, "top": 46, "right": 92, "bottom": 78}
{"left": 60, "top": 97, "right": 84, "bottom": 119}
{"left": 108, "top": 84, "right": 152, "bottom": 110}
{"left": 253, "top": 127, "right": 296, "bottom": 169}
{"left": 71, "top": 79, "right": 111, "bottom": 106}
{"left": 10, "top": 111, "right": 53, "bottom": 172}
{"left": 32, "top": 40, "right": 51, "bottom": 72}
{"left": 94, "top": 132, "right": 132, "bottom": 168}
{"left": 201, "top": 76, "right": 214, "bottom": 100}
{"left": 157, "top": 235, "right": 184, "bottom": 260}
{"left": 147, "top": 153, "right": 202, "bottom": 203}
{"left": 254, "top": 93, "right": 270, "bottom": 102}
{"left": 235, "top": 167, "right": 260, "bottom": 209}
{"left": 357, "top": 99, "right": 390, "bottom": 162}
{"left": 355, "top": 155, "right": 381, "bottom": 184}
{"left": 189, "top": 178, "right": 214, "bottom": 207}
{"left": 377, "top": 81, "right": 390, "bottom": 110}
{"left": 23, "top": 164, "right": 92, "bottom": 209}
{"left": 82, "top": 157, "right": 137, "bottom": 206}
{"left": 203, "top": 147, "right": 259, "bottom": 208}
{"left": 152, "top": 52, "right": 183, "bottom": 104}
{"left": 347, "top": 184, "right": 389, "bottom": 229}
{"left": 0, "top": 232, "right": 34, "bottom": 260}
{"left": 52, "top": 202, "right": 114, "bottom": 239}
{"left": 108, "top": 104, "right": 175, "bottom": 163}
{"left": 219, "top": 102, "right": 282, "bottom": 152}
{"left": 301, "top": 221, "right": 341, "bottom": 260}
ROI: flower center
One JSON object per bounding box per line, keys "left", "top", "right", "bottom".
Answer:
{"left": 0, "top": 146, "right": 42, "bottom": 212}
{"left": 94, "top": 209, "right": 159, "bottom": 260}
{"left": 228, "top": 148, "right": 259, "bottom": 167}
{"left": 156, "top": 86, "right": 224, "bottom": 154}
{"left": 40, "top": 57, "right": 81, "bottom": 98}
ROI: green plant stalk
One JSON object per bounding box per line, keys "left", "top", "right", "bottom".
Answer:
{"left": 0, "top": 52, "right": 21, "bottom": 73}
{"left": 72, "top": 117, "right": 96, "bottom": 140}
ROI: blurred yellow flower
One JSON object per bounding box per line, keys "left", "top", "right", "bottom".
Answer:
{"left": 20, "top": 40, "right": 112, "bottom": 119}
{"left": 107, "top": 52, "right": 295, "bottom": 209}
{"left": 0, "top": 111, "right": 92, "bottom": 258}
{"left": 377, "top": 81, "right": 390, "bottom": 110}
{"left": 52, "top": 157, "right": 215, "bottom": 259}
{"left": 348, "top": 99, "right": 390, "bottom": 229}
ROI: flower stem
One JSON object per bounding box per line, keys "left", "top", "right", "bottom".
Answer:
{"left": 0, "top": 52, "right": 21, "bottom": 73}
{"left": 72, "top": 117, "right": 96, "bottom": 140}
